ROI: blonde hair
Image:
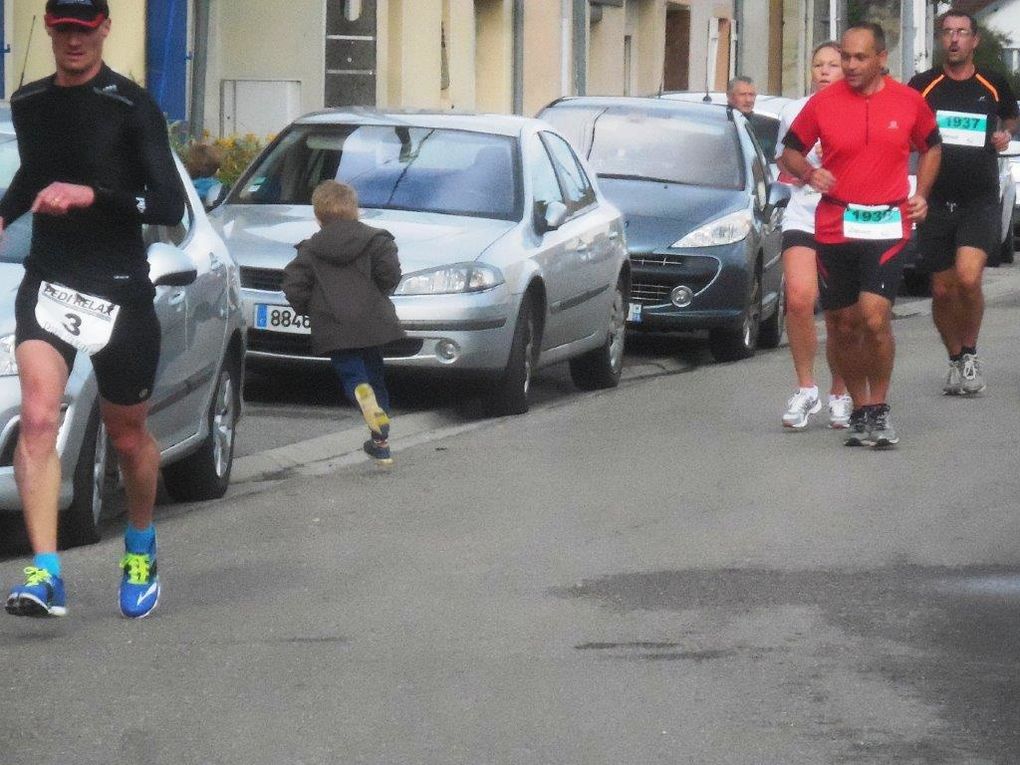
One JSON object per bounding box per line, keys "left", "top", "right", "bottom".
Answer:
{"left": 312, "top": 180, "right": 359, "bottom": 224}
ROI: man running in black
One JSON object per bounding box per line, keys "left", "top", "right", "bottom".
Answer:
{"left": 909, "top": 9, "right": 1019, "bottom": 396}
{"left": 1, "top": 0, "right": 183, "bottom": 619}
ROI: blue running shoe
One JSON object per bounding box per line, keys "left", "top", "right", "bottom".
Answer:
{"left": 119, "top": 548, "right": 160, "bottom": 619}
{"left": 5, "top": 567, "right": 67, "bottom": 617}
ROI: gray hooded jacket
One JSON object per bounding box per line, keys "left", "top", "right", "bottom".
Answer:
{"left": 282, "top": 219, "right": 405, "bottom": 354}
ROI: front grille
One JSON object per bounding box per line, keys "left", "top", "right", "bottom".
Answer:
{"left": 240, "top": 266, "right": 285, "bottom": 292}
{"left": 630, "top": 283, "right": 673, "bottom": 304}
{"left": 247, "top": 329, "right": 424, "bottom": 359}
{"left": 629, "top": 252, "right": 721, "bottom": 302}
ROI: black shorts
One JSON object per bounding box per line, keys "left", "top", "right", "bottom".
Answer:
{"left": 782, "top": 229, "right": 817, "bottom": 251}
{"left": 816, "top": 239, "right": 909, "bottom": 311}
{"left": 15, "top": 271, "right": 161, "bottom": 405}
{"left": 916, "top": 195, "right": 1000, "bottom": 273}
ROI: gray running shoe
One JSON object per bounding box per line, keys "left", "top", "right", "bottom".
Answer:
{"left": 943, "top": 359, "right": 962, "bottom": 395}
{"left": 868, "top": 404, "right": 898, "bottom": 448}
{"left": 959, "top": 353, "right": 985, "bottom": 395}
{"left": 844, "top": 408, "right": 870, "bottom": 447}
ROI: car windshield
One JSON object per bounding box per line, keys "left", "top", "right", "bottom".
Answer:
{"left": 233, "top": 124, "right": 521, "bottom": 220}
{"left": 584, "top": 108, "right": 743, "bottom": 189}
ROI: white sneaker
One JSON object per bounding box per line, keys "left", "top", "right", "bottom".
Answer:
{"left": 782, "top": 388, "right": 821, "bottom": 429}
{"left": 943, "top": 359, "right": 962, "bottom": 395}
{"left": 827, "top": 393, "right": 853, "bottom": 429}
{"left": 959, "top": 353, "right": 985, "bottom": 395}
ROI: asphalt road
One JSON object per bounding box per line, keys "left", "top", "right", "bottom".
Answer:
{"left": 3, "top": 266, "right": 1020, "bottom": 764}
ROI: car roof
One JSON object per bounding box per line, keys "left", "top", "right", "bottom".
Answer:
{"left": 542, "top": 95, "right": 739, "bottom": 123}
{"left": 294, "top": 108, "right": 545, "bottom": 137}
{"left": 659, "top": 91, "right": 794, "bottom": 119}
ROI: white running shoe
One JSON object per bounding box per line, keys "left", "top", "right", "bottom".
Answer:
{"left": 827, "top": 393, "right": 853, "bottom": 429}
{"left": 782, "top": 388, "right": 821, "bottom": 429}
{"left": 959, "top": 353, "right": 985, "bottom": 395}
{"left": 943, "top": 359, "right": 963, "bottom": 396}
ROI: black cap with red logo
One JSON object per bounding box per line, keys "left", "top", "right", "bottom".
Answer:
{"left": 44, "top": 0, "right": 110, "bottom": 29}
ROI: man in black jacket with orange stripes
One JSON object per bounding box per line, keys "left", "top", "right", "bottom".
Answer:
{"left": 909, "top": 9, "right": 1019, "bottom": 397}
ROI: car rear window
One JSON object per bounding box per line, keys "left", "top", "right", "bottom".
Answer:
{"left": 585, "top": 108, "right": 743, "bottom": 189}
{"left": 233, "top": 125, "right": 521, "bottom": 221}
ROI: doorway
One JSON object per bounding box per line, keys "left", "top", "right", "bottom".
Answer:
{"left": 663, "top": 7, "right": 690, "bottom": 91}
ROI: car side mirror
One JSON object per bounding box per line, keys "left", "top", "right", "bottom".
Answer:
{"left": 148, "top": 242, "right": 197, "bottom": 287}
{"left": 766, "top": 182, "right": 791, "bottom": 210}
{"left": 535, "top": 200, "right": 569, "bottom": 234}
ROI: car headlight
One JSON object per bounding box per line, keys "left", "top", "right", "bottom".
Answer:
{"left": 394, "top": 263, "right": 504, "bottom": 296}
{"left": 671, "top": 210, "right": 753, "bottom": 248}
{"left": 0, "top": 334, "right": 17, "bottom": 376}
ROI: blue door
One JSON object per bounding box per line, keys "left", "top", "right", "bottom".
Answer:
{"left": 146, "top": 0, "right": 187, "bottom": 121}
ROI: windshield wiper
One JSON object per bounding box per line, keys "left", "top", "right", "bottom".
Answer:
{"left": 597, "top": 172, "right": 689, "bottom": 185}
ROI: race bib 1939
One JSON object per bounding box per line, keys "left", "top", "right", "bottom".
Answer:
{"left": 34, "top": 281, "right": 121, "bottom": 356}
{"left": 842, "top": 204, "right": 903, "bottom": 241}
{"left": 936, "top": 109, "right": 988, "bottom": 148}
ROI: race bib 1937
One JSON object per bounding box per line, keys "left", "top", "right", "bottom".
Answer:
{"left": 936, "top": 109, "right": 988, "bottom": 148}
{"left": 34, "top": 281, "right": 121, "bottom": 356}
{"left": 842, "top": 204, "right": 903, "bottom": 241}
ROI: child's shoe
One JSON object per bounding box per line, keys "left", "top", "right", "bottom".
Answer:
{"left": 354, "top": 383, "right": 390, "bottom": 437}
{"left": 363, "top": 436, "right": 393, "bottom": 466}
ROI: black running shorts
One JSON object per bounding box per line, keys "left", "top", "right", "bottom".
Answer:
{"left": 916, "top": 194, "right": 1000, "bottom": 273}
{"left": 816, "top": 239, "right": 909, "bottom": 311}
{"left": 781, "top": 229, "right": 817, "bottom": 252}
{"left": 15, "top": 271, "right": 161, "bottom": 405}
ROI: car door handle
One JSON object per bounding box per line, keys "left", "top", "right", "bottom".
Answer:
{"left": 608, "top": 230, "right": 620, "bottom": 240}
{"left": 210, "top": 253, "right": 225, "bottom": 272}
{"left": 575, "top": 242, "right": 590, "bottom": 252}
{"left": 169, "top": 290, "right": 186, "bottom": 307}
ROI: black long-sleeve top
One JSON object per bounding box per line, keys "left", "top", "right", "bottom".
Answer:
{"left": 0, "top": 64, "right": 184, "bottom": 300}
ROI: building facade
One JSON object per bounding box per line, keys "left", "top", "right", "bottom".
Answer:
{"left": 3, "top": 0, "right": 806, "bottom": 138}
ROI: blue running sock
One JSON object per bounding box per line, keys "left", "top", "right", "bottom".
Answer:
{"left": 125, "top": 524, "right": 156, "bottom": 554}
{"left": 33, "top": 552, "right": 61, "bottom": 577}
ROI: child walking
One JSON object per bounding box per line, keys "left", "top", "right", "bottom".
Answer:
{"left": 282, "top": 180, "right": 404, "bottom": 464}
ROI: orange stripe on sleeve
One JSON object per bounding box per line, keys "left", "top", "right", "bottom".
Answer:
{"left": 920, "top": 74, "right": 945, "bottom": 99}
{"left": 975, "top": 73, "right": 1000, "bottom": 102}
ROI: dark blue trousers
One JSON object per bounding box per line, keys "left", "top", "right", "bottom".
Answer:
{"left": 329, "top": 347, "right": 391, "bottom": 413}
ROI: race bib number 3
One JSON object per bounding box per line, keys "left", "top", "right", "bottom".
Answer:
{"left": 34, "top": 281, "right": 121, "bottom": 356}
{"left": 843, "top": 204, "right": 903, "bottom": 241}
{"left": 936, "top": 109, "right": 988, "bottom": 148}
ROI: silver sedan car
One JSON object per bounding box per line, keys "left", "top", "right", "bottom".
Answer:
{"left": 212, "top": 110, "right": 630, "bottom": 415}
{"left": 0, "top": 133, "right": 246, "bottom": 548}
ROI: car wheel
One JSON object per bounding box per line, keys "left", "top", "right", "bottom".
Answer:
{"left": 569, "top": 276, "right": 626, "bottom": 391}
{"left": 758, "top": 272, "right": 785, "bottom": 349}
{"left": 487, "top": 293, "right": 537, "bottom": 416}
{"left": 1002, "top": 209, "right": 1016, "bottom": 265}
{"left": 163, "top": 360, "right": 239, "bottom": 502}
{"left": 709, "top": 269, "right": 762, "bottom": 362}
{"left": 59, "top": 405, "right": 110, "bottom": 548}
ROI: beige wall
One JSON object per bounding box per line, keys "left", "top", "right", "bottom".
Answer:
{"left": 521, "top": 0, "right": 563, "bottom": 116}
{"left": 6, "top": 0, "right": 146, "bottom": 96}
{"left": 474, "top": 0, "right": 512, "bottom": 113}
{"left": 383, "top": 0, "right": 442, "bottom": 108}
{"left": 442, "top": 0, "right": 477, "bottom": 110}
{"left": 204, "top": 0, "right": 325, "bottom": 136}
{"left": 589, "top": 3, "right": 627, "bottom": 96}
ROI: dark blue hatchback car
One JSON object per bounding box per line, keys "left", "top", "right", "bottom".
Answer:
{"left": 539, "top": 97, "right": 789, "bottom": 361}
